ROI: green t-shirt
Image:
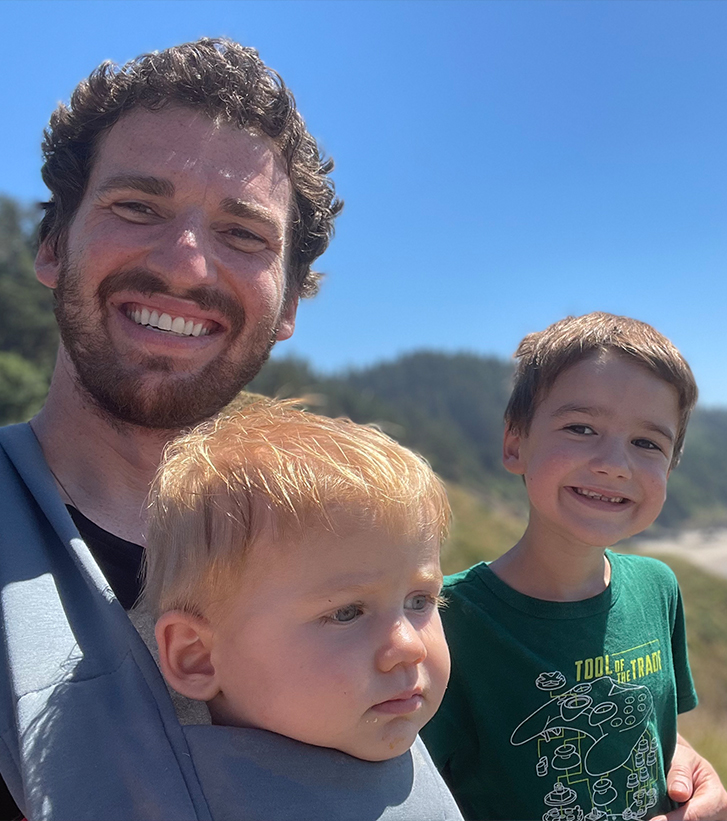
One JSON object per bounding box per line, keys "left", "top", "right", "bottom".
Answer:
{"left": 421, "top": 551, "right": 697, "bottom": 821}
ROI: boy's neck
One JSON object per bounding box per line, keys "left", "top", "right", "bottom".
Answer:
{"left": 489, "top": 525, "right": 612, "bottom": 602}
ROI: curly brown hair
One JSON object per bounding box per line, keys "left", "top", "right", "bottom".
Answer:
{"left": 39, "top": 38, "right": 342, "bottom": 299}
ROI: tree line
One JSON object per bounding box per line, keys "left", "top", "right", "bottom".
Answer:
{"left": 1, "top": 193, "right": 725, "bottom": 531}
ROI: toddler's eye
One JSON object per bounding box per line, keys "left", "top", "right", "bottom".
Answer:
{"left": 405, "top": 593, "right": 440, "bottom": 612}
{"left": 325, "top": 604, "right": 363, "bottom": 624}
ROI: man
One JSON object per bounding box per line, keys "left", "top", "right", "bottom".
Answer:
{"left": 0, "top": 37, "right": 723, "bottom": 821}
{"left": 0, "top": 38, "right": 341, "bottom": 819}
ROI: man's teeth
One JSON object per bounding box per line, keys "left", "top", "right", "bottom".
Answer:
{"left": 574, "top": 487, "right": 625, "bottom": 504}
{"left": 128, "top": 307, "right": 209, "bottom": 337}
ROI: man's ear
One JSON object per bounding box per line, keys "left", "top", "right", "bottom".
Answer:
{"left": 35, "top": 239, "right": 62, "bottom": 289}
{"left": 155, "top": 611, "right": 220, "bottom": 703}
{"left": 503, "top": 426, "right": 527, "bottom": 476}
{"left": 275, "top": 294, "right": 299, "bottom": 341}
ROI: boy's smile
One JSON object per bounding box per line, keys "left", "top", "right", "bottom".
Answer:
{"left": 204, "top": 524, "right": 450, "bottom": 761}
{"left": 503, "top": 351, "right": 679, "bottom": 552}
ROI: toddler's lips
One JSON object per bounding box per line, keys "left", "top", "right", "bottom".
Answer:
{"left": 371, "top": 694, "right": 424, "bottom": 715}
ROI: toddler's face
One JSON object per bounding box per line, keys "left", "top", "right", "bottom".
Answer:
{"left": 206, "top": 524, "right": 450, "bottom": 761}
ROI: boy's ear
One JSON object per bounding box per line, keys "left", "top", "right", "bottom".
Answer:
{"left": 503, "top": 426, "right": 527, "bottom": 476}
{"left": 35, "top": 239, "right": 62, "bottom": 289}
{"left": 155, "top": 611, "right": 220, "bottom": 703}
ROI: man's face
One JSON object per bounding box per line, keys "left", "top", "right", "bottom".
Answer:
{"left": 37, "top": 106, "right": 297, "bottom": 429}
{"left": 503, "top": 351, "right": 679, "bottom": 549}
{"left": 206, "top": 525, "right": 450, "bottom": 761}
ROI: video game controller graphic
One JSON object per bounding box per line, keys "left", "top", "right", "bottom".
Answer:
{"left": 511, "top": 676, "right": 654, "bottom": 775}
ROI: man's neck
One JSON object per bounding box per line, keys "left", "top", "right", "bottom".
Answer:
{"left": 489, "top": 519, "right": 612, "bottom": 602}
{"left": 31, "top": 353, "right": 181, "bottom": 545}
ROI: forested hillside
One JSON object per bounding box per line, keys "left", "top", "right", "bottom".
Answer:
{"left": 2, "top": 192, "right": 726, "bottom": 776}
{"left": 248, "top": 355, "right": 727, "bottom": 531}
{"left": 1, "top": 192, "right": 726, "bottom": 530}
{"left": 0, "top": 197, "right": 58, "bottom": 423}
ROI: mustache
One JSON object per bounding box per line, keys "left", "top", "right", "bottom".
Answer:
{"left": 95, "top": 268, "right": 246, "bottom": 334}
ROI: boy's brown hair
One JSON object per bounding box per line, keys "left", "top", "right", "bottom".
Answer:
{"left": 504, "top": 312, "right": 698, "bottom": 468}
{"left": 143, "top": 398, "right": 450, "bottom": 618}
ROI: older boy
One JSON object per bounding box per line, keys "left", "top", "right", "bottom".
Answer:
{"left": 422, "top": 313, "right": 723, "bottom": 821}
{"left": 140, "top": 400, "right": 462, "bottom": 820}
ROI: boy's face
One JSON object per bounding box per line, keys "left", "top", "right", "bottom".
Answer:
{"left": 504, "top": 351, "right": 680, "bottom": 549}
{"left": 206, "top": 524, "right": 450, "bottom": 761}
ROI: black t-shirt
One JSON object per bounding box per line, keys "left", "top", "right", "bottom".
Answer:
{"left": 66, "top": 506, "right": 144, "bottom": 610}
{"left": 0, "top": 508, "right": 143, "bottom": 820}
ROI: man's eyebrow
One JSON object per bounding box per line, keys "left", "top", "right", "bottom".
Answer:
{"left": 220, "top": 197, "right": 284, "bottom": 239}
{"left": 97, "top": 174, "right": 175, "bottom": 198}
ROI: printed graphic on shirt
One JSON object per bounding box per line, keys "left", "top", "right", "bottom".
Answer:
{"left": 510, "top": 641, "right": 666, "bottom": 821}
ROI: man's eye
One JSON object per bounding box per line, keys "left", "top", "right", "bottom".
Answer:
{"left": 115, "top": 201, "right": 155, "bottom": 216}
{"left": 324, "top": 604, "right": 363, "bottom": 624}
{"left": 633, "top": 438, "right": 662, "bottom": 452}
{"left": 225, "top": 226, "right": 267, "bottom": 251}
{"left": 565, "top": 424, "right": 595, "bottom": 435}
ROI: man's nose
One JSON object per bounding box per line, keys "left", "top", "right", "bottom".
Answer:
{"left": 144, "top": 214, "right": 217, "bottom": 288}
{"left": 375, "top": 618, "right": 428, "bottom": 673}
{"left": 590, "top": 436, "right": 632, "bottom": 480}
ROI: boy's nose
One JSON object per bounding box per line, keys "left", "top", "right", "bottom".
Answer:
{"left": 376, "top": 618, "right": 428, "bottom": 673}
{"left": 145, "top": 214, "right": 218, "bottom": 289}
{"left": 590, "top": 437, "right": 632, "bottom": 480}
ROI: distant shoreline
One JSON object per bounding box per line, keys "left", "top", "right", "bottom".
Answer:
{"left": 632, "top": 528, "right": 727, "bottom": 581}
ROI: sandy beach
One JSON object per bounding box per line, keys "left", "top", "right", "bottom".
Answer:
{"left": 633, "top": 528, "right": 727, "bottom": 581}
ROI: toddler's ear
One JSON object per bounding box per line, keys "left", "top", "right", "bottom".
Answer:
{"left": 155, "top": 611, "right": 219, "bottom": 702}
{"left": 503, "top": 426, "right": 526, "bottom": 475}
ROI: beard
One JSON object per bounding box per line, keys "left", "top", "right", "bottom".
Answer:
{"left": 54, "top": 264, "right": 279, "bottom": 430}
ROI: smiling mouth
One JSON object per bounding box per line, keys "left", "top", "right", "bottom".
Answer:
{"left": 124, "top": 306, "right": 218, "bottom": 338}
{"left": 572, "top": 487, "right": 628, "bottom": 505}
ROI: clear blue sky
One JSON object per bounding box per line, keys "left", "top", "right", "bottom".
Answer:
{"left": 2, "top": 0, "right": 726, "bottom": 406}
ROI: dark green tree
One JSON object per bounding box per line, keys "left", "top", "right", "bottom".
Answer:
{"left": 0, "top": 195, "right": 58, "bottom": 422}
{"left": 0, "top": 196, "right": 59, "bottom": 376}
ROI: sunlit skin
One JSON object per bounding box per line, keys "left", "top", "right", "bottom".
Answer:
{"left": 200, "top": 526, "right": 450, "bottom": 761}
{"left": 36, "top": 106, "right": 297, "bottom": 426}
{"left": 492, "top": 352, "right": 680, "bottom": 601}
{"left": 30, "top": 106, "right": 299, "bottom": 541}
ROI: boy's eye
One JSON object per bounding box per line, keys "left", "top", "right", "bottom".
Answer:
{"left": 324, "top": 604, "right": 363, "bottom": 624}
{"left": 633, "top": 438, "right": 662, "bottom": 452}
{"left": 565, "top": 424, "right": 596, "bottom": 435}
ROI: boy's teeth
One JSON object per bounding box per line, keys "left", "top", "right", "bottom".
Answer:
{"left": 126, "top": 308, "right": 211, "bottom": 337}
{"left": 575, "top": 487, "right": 624, "bottom": 504}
